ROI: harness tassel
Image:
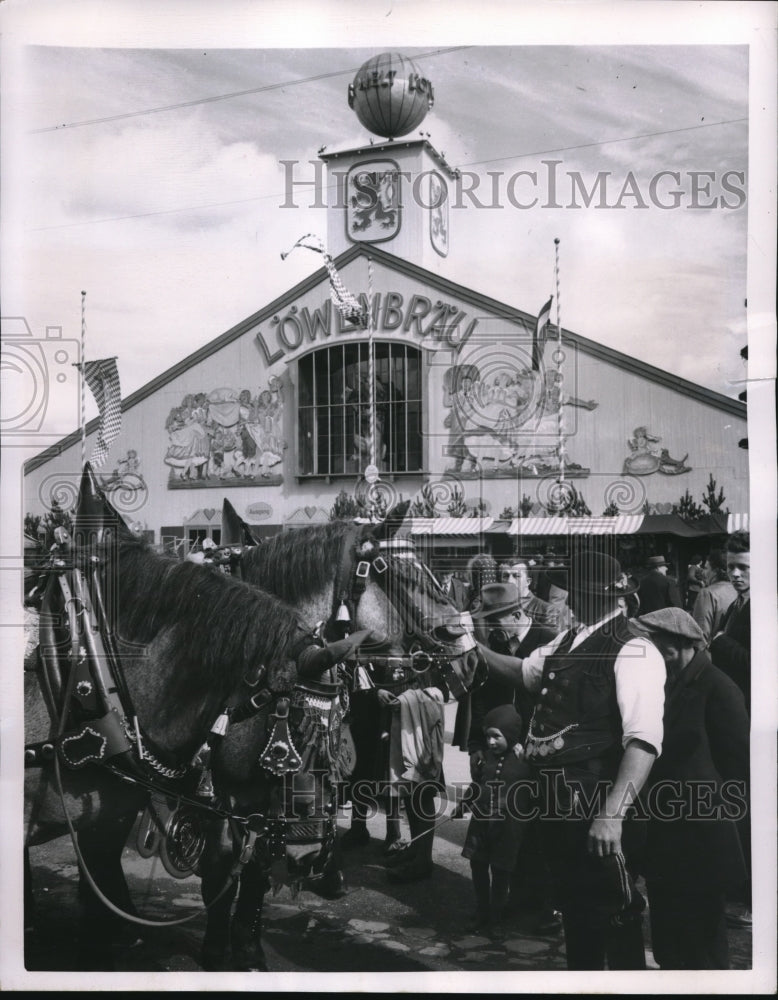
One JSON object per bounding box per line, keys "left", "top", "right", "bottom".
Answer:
{"left": 210, "top": 712, "right": 230, "bottom": 737}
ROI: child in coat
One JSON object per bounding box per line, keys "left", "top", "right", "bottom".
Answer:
{"left": 462, "top": 704, "right": 534, "bottom": 940}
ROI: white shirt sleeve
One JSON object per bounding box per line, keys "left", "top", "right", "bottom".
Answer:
{"left": 614, "top": 636, "right": 666, "bottom": 755}
{"left": 520, "top": 632, "right": 566, "bottom": 693}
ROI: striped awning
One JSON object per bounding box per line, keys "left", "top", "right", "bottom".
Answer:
{"left": 408, "top": 517, "right": 494, "bottom": 535}
{"left": 727, "top": 513, "right": 749, "bottom": 533}
{"left": 507, "top": 515, "right": 645, "bottom": 536}
{"left": 405, "top": 513, "right": 735, "bottom": 538}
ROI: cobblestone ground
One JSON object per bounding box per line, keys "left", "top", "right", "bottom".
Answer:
{"left": 23, "top": 705, "right": 752, "bottom": 977}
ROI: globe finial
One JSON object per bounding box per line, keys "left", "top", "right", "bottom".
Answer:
{"left": 348, "top": 52, "right": 434, "bottom": 139}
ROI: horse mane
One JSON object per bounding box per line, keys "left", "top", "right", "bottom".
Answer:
{"left": 106, "top": 534, "right": 311, "bottom": 699}
{"left": 240, "top": 523, "right": 448, "bottom": 624}
{"left": 240, "top": 520, "right": 357, "bottom": 603}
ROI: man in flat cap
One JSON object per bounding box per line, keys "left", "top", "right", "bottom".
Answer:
{"left": 634, "top": 608, "right": 750, "bottom": 968}
{"left": 478, "top": 549, "right": 666, "bottom": 970}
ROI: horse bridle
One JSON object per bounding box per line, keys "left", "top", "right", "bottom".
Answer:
{"left": 28, "top": 542, "right": 338, "bottom": 928}
{"left": 325, "top": 527, "right": 481, "bottom": 696}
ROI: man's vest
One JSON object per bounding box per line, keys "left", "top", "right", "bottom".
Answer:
{"left": 525, "top": 615, "right": 637, "bottom": 768}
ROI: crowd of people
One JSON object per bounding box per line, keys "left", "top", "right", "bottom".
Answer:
{"left": 339, "top": 532, "right": 752, "bottom": 971}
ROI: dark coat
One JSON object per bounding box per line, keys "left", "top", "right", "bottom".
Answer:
{"left": 642, "top": 648, "right": 749, "bottom": 893}
{"left": 462, "top": 748, "right": 534, "bottom": 871}
{"left": 458, "top": 623, "right": 558, "bottom": 751}
{"left": 444, "top": 576, "right": 472, "bottom": 612}
{"left": 638, "top": 569, "right": 683, "bottom": 614}
{"left": 709, "top": 595, "right": 750, "bottom": 704}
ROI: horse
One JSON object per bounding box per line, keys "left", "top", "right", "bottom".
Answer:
{"left": 230, "top": 501, "right": 484, "bottom": 879}
{"left": 24, "top": 467, "right": 379, "bottom": 972}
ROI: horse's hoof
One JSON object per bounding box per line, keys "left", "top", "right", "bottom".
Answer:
{"left": 234, "top": 959, "right": 268, "bottom": 972}
{"left": 340, "top": 826, "right": 370, "bottom": 849}
{"left": 200, "top": 947, "right": 228, "bottom": 972}
{"left": 308, "top": 869, "right": 346, "bottom": 900}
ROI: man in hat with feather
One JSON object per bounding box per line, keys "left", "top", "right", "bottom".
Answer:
{"left": 478, "top": 548, "right": 666, "bottom": 970}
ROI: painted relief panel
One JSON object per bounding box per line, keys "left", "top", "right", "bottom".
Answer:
{"left": 428, "top": 171, "right": 449, "bottom": 258}
{"left": 164, "top": 379, "right": 285, "bottom": 488}
{"left": 346, "top": 159, "right": 401, "bottom": 243}
{"left": 442, "top": 349, "right": 598, "bottom": 479}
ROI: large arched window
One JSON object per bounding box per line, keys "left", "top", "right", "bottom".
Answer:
{"left": 298, "top": 342, "right": 423, "bottom": 476}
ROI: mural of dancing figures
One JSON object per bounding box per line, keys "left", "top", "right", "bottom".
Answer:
{"left": 165, "top": 380, "right": 286, "bottom": 488}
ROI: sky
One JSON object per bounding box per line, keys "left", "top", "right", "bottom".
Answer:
{"left": 2, "top": 8, "right": 767, "bottom": 440}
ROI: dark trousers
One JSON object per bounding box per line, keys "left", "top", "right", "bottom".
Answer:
{"left": 647, "top": 880, "right": 729, "bottom": 969}
{"left": 541, "top": 817, "right": 646, "bottom": 970}
{"left": 536, "top": 765, "right": 646, "bottom": 971}
{"left": 470, "top": 860, "right": 511, "bottom": 923}
{"left": 509, "top": 818, "right": 556, "bottom": 913}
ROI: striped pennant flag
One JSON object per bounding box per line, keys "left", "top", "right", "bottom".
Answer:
{"left": 78, "top": 358, "right": 122, "bottom": 467}
{"left": 281, "top": 234, "right": 367, "bottom": 327}
{"left": 532, "top": 295, "right": 553, "bottom": 371}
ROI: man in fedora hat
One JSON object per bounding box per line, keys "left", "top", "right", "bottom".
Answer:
{"left": 468, "top": 581, "right": 561, "bottom": 763}
{"left": 638, "top": 554, "right": 682, "bottom": 615}
{"left": 477, "top": 548, "right": 666, "bottom": 969}
{"left": 633, "top": 608, "right": 749, "bottom": 968}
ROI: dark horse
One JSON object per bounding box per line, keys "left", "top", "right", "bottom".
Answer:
{"left": 231, "top": 503, "right": 484, "bottom": 879}
{"left": 24, "top": 469, "right": 377, "bottom": 972}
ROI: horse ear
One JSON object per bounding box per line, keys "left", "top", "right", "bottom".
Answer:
{"left": 370, "top": 499, "right": 410, "bottom": 541}
{"left": 221, "top": 497, "right": 259, "bottom": 547}
{"left": 73, "top": 463, "right": 135, "bottom": 547}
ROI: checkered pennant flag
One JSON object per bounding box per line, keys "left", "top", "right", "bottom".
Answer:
{"left": 78, "top": 358, "right": 122, "bottom": 467}
{"left": 281, "top": 234, "right": 367, "bottom": 327}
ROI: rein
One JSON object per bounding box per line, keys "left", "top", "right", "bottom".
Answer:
{"left": 28, "top": 543, "right": 332, "bottom": 930}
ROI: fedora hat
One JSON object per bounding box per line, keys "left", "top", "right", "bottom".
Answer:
{"left": 472, "top": 582, "right": 521, "bottom": 619}
{"left": 567, "top": 552, "right": 639, "bottom": 597}
{"left": 646, "top": 555, "right": 669, "bottom": 569}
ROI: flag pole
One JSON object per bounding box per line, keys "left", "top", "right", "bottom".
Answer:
{"left": 80, "top": 290, "right": 87, "bottom": 470}
{"left": 367, "top": 255, "right": 376, "bottom": 474}
{"left": 553, "top": 239, "right": 565, "bottom": 485}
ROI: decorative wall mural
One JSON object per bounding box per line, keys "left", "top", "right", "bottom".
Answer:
{"left": 165, "top": 380, "right": 285, "bottom": 488}
{"left": 429, "top": 171, "right": 449, "bottom": 258}
{"left": 622, "top": 426, "right": 691, "bottom": 476}
{"left": 442, "top": 362, "right": 596, "bottom": 478}
{"left": 99, "top": 448, "right": 146, "bottom": 491}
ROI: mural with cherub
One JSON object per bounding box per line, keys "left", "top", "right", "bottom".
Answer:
{"left": 622, "top": 425, "right": 691, "bottom": 476}
{"left": 442, "top": 354, "right": 597, "bottom": 479}
{"left": 164, "top": 378, "right": 286, "bottom": 487}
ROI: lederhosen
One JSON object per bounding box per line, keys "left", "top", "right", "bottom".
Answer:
{"left": 525, "top": 616, "right": 647, "bottom": 970}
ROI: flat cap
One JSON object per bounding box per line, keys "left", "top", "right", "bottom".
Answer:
{"left": 634, "top": 608, "right": 706, "bottom": 645}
